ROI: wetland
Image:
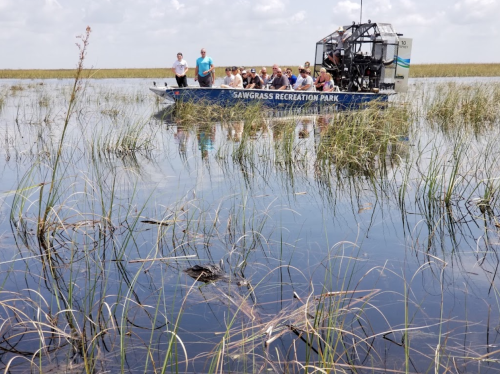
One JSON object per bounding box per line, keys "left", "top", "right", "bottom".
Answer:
{"left": 1, "top": 74, "right": 500, "bottom": 373}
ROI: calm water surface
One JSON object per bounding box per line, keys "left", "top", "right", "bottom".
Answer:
{"left": 0, "top": 77, "right": 499, "bottom": 373}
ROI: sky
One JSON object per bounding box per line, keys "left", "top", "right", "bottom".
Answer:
{"left": 0, "top": 0, "right": 499, "bottom": 70}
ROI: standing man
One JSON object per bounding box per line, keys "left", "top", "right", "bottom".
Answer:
{"left": 195, "top": 48, "right": 215, "bottom": 87}
{"left": 172, "top": 52, "right": 189, "bottom": 87}
{"left": 269, "top": 64, "right": 280, "bottom": 81}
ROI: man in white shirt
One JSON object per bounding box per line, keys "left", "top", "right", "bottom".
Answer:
{"left": 295, "top": 68, "right": 314, "bottom": 91}
{"left": 222, "top": 67, "right": 234, "bottom": 86}
{"left": 172, "top": 52, "right": 189, "bottom": 87}
{"left": 293, "top": 65, "right": 305, "bottom": 89}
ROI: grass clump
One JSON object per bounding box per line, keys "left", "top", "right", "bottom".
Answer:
{"left": 315, "top": 104, "right": 411, "bottom": 174}
{"left": 172, "top": 100, "right": 269, "bottom": 125}
{"left": 427, "top": 82, "right": 500, "bottom": 133}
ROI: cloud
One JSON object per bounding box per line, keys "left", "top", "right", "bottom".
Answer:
{"left": 0, "top": 0, "right": 499, "bottom": 68}
{"left": 252, "top": 0, "right": 287, "bottom": 18}
{"left": 334, "top": 0, "right": 360, "bottom": 14}
{"left": 291, "top": 10, "right": 305, "bottom": 23}
{"left": 171, "top": 0, "right": 185, "bottom": 11}
{"left": 449, "top": 0, "right": 500, "bottom": 24}
{"left": 83, "top": 0, "right": 125, "bottom": 24}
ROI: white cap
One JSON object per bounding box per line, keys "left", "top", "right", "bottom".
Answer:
{"left": 241, "top": 70, "right": 247, "bottom": 74}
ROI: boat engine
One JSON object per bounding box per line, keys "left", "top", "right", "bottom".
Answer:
{"left": 314, "top": 22, "right": 412, "bottom": 93}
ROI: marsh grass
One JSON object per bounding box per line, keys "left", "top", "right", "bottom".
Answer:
{"left": 410, "top": 63, "right": 500, "bottom": 78}
{"left": 2, "top": 64, "right": 500, "bottom": 79}
{"left": 5, "top": 55, "right": 500, "bottom": 374}
{"left": 92, "top": 113, "right": 158, "bottom": 156}
{"left": 427, "top": 82, "right": 500, "bottom": 134}
{"left": 0, "top": 88, "right": 6, "bottom": 112}
{"left": 172, "top": 100, "right": 270, "bottom": 125}
{"left": 0, "top": 66, "right": 274, "bottom": 80}
{"left": 315, "top": 103, "right": 411, "bottom": 174}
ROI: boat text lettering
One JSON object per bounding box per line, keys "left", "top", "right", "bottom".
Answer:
{"left": 231, "top": 91, "right": 339, "bottom": 102}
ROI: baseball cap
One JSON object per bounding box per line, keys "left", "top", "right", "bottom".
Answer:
{"left": 250, "top": 68, "right": 256, "bottom": 73}
{"left": 241, "top": 70, "right": 247, "bottom": 74}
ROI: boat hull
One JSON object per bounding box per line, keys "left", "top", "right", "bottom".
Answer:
{"left": 149, "top": 86, "right": 388, "bottom": 111}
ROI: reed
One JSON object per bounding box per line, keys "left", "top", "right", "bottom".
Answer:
{"left": 426, "top": 82, "right": 500, "bottom": 134}
{"left": 410, "top": 63, "right": 500, "bottom": 78}
{"left": 0, "top": 66, "right": 275, "bottom": 80}
{"left": 2, "top": 64, "right": 500, "bottom": 79}
{"left": 315, "top": 103, "right": 411, "bottom": 174}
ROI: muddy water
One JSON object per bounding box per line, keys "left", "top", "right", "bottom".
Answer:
{"left": 0, "top": 78, "right": 499, "bottom": 373}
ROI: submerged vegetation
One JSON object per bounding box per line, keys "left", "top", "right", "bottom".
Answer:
{"left": 2, "top": 42, "right": 500, "bottom": 373}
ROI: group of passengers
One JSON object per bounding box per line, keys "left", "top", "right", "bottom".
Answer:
{"left": 172, "top": 48, "right": 337, "bottom": 92}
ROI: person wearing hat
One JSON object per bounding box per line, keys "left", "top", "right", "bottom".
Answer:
{"left": 247, "top": 69, "right": 263, "bottom": 89}
{"left": 172, "top": 52, "right": 189, "bottom": 88}
{"left": 241, "top": 70, "right": 250, "bottom": 89}
{"left": 328, "top": 27, "right": 348, "bottom": 66}
{"left": 229, "top": 66, "right": 243, "bottom": 89}
{"left": 222, "top": 67, "right": 234, "bottom": 86}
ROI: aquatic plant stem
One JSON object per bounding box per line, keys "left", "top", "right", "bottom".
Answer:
{"left": 38, "top": 26, "right": 91, "bottom": 246}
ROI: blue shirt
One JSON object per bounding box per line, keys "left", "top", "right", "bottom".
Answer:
{"left": 288, "top": 74, "right": 297, "bottom": 86}
{"left": 196, "top": 56, "right": 213, "bottom": 77}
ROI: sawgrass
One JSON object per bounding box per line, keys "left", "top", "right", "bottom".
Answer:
{"left": 0, "top": 67, "right": 275, "bottom": 80}
{"left": 2, "top": 64, "right": 500, "bottom": 79}
{"left": 409, "top": 63, "right": 500, "bottom": 78}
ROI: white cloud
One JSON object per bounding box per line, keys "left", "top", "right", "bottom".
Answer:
{"left": 44, "top": 0, "right": 62, "bottom": 9}
{"left": 335, "top": 1, "right": 360, "bottom": 14}
{"left": 450, "top": 0, "right": 500, "bottom": 24}
{"left": 83, "top": 1, "right": 125, "bottom": 24}
{"left": 0, "top": 0, "right": 498, "bottom": 68}
{"left": 291, "top": 10, "right": 305, "bottom": 23}
{"left": 171, "top": 0, "right": 185, "bottom": 11}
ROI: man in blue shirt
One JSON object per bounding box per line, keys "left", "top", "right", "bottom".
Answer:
{"left": 195, "top": 48, "right": 215, "bottom": 87}
{"left": 286, "top": 68, "right": 297, "bottom": 87}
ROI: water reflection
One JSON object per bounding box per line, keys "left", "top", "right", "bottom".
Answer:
{"left": 1, "top": 79, "right": 500, "bottom": 372}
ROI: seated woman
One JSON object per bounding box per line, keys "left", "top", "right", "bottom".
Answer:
{"left": 322, "top": 73, "right": 336, "bottom": 92}
{"left": 314, "top": 68, "right": 327, "bottom": 91}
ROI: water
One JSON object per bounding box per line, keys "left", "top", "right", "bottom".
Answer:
{"left": 0, "top": 78, "right": 499, "bottom": 373}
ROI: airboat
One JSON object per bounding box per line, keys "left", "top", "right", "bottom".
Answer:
{"left": 150, "top": 22, "right": 412, "bottom": 111}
